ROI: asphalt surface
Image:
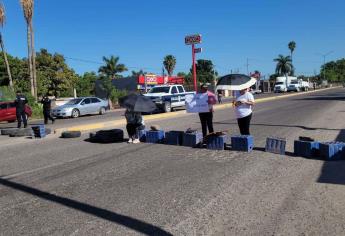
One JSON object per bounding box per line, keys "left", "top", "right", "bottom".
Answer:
{"left": 0, "top": 92, "right": 290, "bottom": 131}
{"left": 1, "top": 88, "right": 345, "bottom": 235}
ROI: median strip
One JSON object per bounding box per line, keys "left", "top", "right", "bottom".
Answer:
{"left": 54, "top": 86, "right": 340, "bottom": 135}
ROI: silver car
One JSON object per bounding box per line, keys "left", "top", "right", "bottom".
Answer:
{"left": 52, "top": 97, "right": 109, "bottom": 118}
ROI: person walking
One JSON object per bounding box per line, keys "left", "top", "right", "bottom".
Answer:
{"left": 234, "top": 88, "right": 255, "bottom": 135}
{"left": 198, "top": 84, "right": 217, "bottom": 137}
{"left": 41, "top": 94, "right": 55, "bottom": 124}
{"left": 14, "top": 91, "right": 28, "bottom": 128}
{"left": 125, "top": 108, "right": 145, "bottom": 144}
{"left": 217, "top": 90, "right": 223, "bottom": 104}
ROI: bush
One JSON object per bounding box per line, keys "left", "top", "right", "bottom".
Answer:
{"left": 0, "top": 86, "right": 15, "bottom": 101}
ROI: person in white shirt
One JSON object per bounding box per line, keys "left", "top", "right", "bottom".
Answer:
{"left": 233, "top": 88, "right": 255, "bottom": 135}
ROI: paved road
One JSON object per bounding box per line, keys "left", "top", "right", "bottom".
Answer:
{"left": 0, "top": 91, "right": 295, "bottom": 131}
{"left": 1, "top": 88, "right": 345, "bottom": 235}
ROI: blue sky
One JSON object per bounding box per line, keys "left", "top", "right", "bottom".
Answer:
{"left": 2, "top": 0, "right": 345, "bottom": 77}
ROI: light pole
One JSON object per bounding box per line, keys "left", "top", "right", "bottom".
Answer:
{"left": 316, "top": 51, "right": 333, "bottom": 81}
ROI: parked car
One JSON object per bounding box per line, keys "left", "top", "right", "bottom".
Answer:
{"left": 0, "top": 101, "right": 32, "bottom": 123}
{"left": 51, "top": 97, "right": 108, "bottom": 118}
{"left": 144, "top": 85, "right": 195, "bottom": 112}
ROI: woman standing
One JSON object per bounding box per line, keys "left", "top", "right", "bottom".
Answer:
{"left": 234, "top": 88, "right": 255, "bottom": 135}
{"left": 125, "top": 108, "right": 145, "bottom": 144}
{"left": 198, "top": 84, "right": 217, "bottom": 137}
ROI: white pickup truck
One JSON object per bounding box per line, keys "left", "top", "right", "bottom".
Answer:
{"left": 144, "top": 85, "right": 195, "bottom": 112}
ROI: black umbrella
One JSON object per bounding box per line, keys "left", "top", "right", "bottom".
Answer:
{"left": 119, "top": 93, "right": 157, "bottom": 112}
{"left": 216, "top": 74, "right": 257, "bottom": 91}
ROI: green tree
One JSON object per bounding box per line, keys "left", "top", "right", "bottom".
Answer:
{"left": 0, "top": 3, "right": 13, "bottom": 89}
{"left": 131, "top": 69, "right": 146, "bottom": 77}
{"left": 190, "top": 59, "right": 217, "bottom": 84}
{"left": 20, "top": 0, "right": 37, "bottom": 100}
{"left": 321, "top": 58, "right": 345, "bottom": 82}
{"left": 76, "top": 72, "right": 97, "bottom": 97}
{"left": 288, "top": 41, "right": 296, "bottom": 75}
{"left": 163, "top": 55, "right": 176, "bottom": 76}
{"left": 98, "top": 56, "right": 127, "bottom": 79}
{"left": 274, "top": 54, "right": 293, "bottom": 87}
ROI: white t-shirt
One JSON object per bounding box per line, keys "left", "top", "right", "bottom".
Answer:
{"left": 235, "top": 92, "right": 255, "bottom": 118}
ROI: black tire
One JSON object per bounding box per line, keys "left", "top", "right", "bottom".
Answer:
{"left": 9, "top": 128, "right": 33, "bottom": 137}
{"left": 61, "top": 131, "right": 81, "bottom": 138}
{"left": 1, "top": 128, "right": 19, "bottom": 136}
{"left": 90, "top": 129, "right": 124, "bottom": 143}
{"left": 99, "top": 107, "right": 106, "bottom": 115}
{"left": 71, "top": 109, "right": 80, "bottom": 118}
{"left": 163, "top": 102, "right": 171, "bottom": 113}
{"left": 8, "top": 120, "right": 16, "bottom": 123}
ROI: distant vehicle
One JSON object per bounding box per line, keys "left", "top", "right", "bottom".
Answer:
{"left": 0, "top": 101, "right": 32, "bottom": 123}
{"left": 250, "top": 83, "right": 262, "bottom": 94}
{"left": 287, "top": 80, "right": 301, "bottom": 92}
{"left": 144, "top": 85, "right": 194, "bottom": 112}
{"left": 274, "top": 76, "right": 296, "bottom": 92}
{"left": 52, "top": 97, "right": 108, "bottom": 118}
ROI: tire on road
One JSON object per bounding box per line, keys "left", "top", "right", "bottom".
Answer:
{"left": 163, "top": 101, "right": 172, "bottom": 113}
{"left": 9, "top": 128, "right": 33, "bottom": 137}
{"left": 61, "top": 131, "right": 81, "bottom": 138}
{"left": 99, "top": 107, "right": 106, "bottom": 115}
{"left": 1, "top": 128, "right": 19, "bottom": 136}
{"left": 89, "top": 129, "right": 124, "bottom": 143}
{"left": 71, "top": 109, "right": 80, "bottom": 118}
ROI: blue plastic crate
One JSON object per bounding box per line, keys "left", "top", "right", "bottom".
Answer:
{"left": 319, "top": 142, "right": 345, "bottom": 161}
{"left": 231, "top": 135, "right": 254, "bottom": 152}
{"left": 206, "top": 135, "right": 228, "bottom": 150}
{"left": 137, "top": 129, "right": 147, "bottom": 142}
{"left": 146, "top": 130, "right": 165, "bottom": 144}
{"left": 31, "top": 124, "right": 46, "bottom": 138}
{"left": 165, "top": 131, "right": 184, "bottom": 146}
{"left": 182, "top": 132, "right": 203, "bottom": 148}
{"left": 266, "top": 137, "right": 286, "bottom": 155}
{"left": 294, "top": 140, "right": 320, "bottom": 158}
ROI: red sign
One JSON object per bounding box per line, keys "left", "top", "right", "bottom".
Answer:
{"left": 185, "top": 34, "right": 202, "bottom": 45}
{"left": 138, "top": 75, "right": 184, "bottom": 85}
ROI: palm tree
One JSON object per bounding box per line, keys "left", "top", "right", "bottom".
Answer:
{"left": 98, "top": 56, "right": 127, "bottom": 79}
{"left": 288, "top": 41, "right": 296, "bottom": 75}
{"left": 274, "top": 54, "right": 293, "bottom": 88}
{"left": 20, "top": 0, "right": 37, "bottom": 99}
{"left": 163, "top": 55, "right": 176, "bottom": 76}
{"left": 0, "top": 3, "right": 13, "bottom": 90}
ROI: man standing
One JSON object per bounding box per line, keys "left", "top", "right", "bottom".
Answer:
{"left": 41, "top": 94, "right": 55, "bottom": 124}
{"left": 14, "top": 91, "right": 28, "bottom": 128}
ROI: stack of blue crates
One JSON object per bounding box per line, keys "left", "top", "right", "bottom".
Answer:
{"left": 137, "top": 129, "right": 147, "bottom": 142}
{"left": 182, "top": 132, "right": 203, "bottom": 148}
{"left": 231, "top": 135, "right": 254, "bottom": 152}
{"left": 266, "top": 137, "right": 286, "bottom": 155}
{"left": 31, "top": 124, "right": 46, "bottom": 138}
{"left": 294, "top": 140, "right": 320, "bottom": 158}
{"left": 319, "top": 142, "right": 345, "bottom": 160}
{"left": 146, "top": 130, "right": 165, "bottom": 144}
{"left": 206, "top": 135, "right": 228, "bottom": 150}
{"left": 165, "top": 131, "right": 184, "bottom": 145}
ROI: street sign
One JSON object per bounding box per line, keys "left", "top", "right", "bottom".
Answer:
{"left": 194, "top": 48, "right": 202, "bottom": 53}
{"left": 185, "top": 34, "right": 202, "bottom": 45}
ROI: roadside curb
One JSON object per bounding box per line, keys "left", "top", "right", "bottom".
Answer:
{"left": 54, "top": 86, "right": 341, "bottom": 135}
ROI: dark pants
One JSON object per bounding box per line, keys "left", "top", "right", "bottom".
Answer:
{"left": 199, "top": 112, "right": 214, "bottom": 137}
{"left": 43, "top": 110, "right": 55, "bottom": 124}
{"left": 16, "top": 111, "right": 27, "bottom": 128}
{"left": 237, "top": 113, "right": 252, "bottom": 135}
{"left": 126, "top": 123, "right": 145, "bottom": 139}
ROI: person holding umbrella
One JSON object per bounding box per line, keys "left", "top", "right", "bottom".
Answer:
{"left": 216, "top": 74, "right": 257, "bottom": 135}
{"left": 119, "top": 93, "right": 156, "bottom": 144}
{"left": 234, "top": 88, "right": 255, "bottom": 135}
{"left": 198, "top": 84, "right": 217, "bottom": 137}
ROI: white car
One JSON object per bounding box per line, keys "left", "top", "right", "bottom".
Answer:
{"left": 52, "top": 97, "right": 109, "bottom": 118}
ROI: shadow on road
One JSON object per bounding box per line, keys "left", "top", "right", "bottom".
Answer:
{"left": 213, "top": 121, "right": 340, "bottom": 131}
{"left": 317, "top": 129, "right": 345, "bottom": 186}
{"left": 0, "top": 178, "right": 172, "bottom": 236}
